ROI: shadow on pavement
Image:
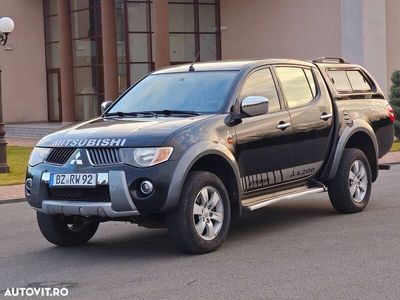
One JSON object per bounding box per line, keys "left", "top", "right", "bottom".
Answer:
{"left": 29, "top": 198, "right": 338, "bottom": 263}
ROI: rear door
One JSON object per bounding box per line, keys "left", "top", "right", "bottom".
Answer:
{"left": 234, "top": 67, "right": 296, "bottom": 193}
{"left": 274, "top": 65, "right": 334, "bottom": 181}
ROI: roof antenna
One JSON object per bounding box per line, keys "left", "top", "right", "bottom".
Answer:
{"left": 189, "top": 51, "right": 200, "bottom": 72}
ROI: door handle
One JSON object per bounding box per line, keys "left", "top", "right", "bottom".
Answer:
{"left": 320, "top": 113, "right": 333, "bottom": 121}
{"left": 276, "top": 122, "right": 291, "bottom": 130}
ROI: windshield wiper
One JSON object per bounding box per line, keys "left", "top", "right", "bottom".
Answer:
{"left": 146, "top": 110, "right": 201, "bottom": 116}
{"left": 104, "top": 110, "right": 200, "bottom": 118}
{"left": 104, "top": 111, "right": 138, "bottom": 118}
{"left": 104, "top": 111, "right": 157, "bottom": 118}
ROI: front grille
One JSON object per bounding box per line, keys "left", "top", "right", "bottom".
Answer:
{"left": 87, "top": 148, "right": 122, "bottom": 166}
{"left": 48, "top": 186, "right": 111, "bottom": 202}
{"left": 45, "top": 148, "right": 76, "bottom": 165}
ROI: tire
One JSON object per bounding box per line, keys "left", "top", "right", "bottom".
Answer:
{"left": 37, "top": 212, "right": 99, "bottom": 246}
{"left": 328, "top": 148, "right": 372, "bottom": 214}
{"left": 167, "top": 171, "right": 231, "bottom": 254}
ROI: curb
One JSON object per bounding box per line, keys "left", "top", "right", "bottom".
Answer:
{"left": 0, "top": 198, "right": 26, "bottom": 205}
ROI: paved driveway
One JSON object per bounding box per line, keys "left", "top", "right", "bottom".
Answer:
{"left": 1, "top": 166, "right": 399, "bottom": 299}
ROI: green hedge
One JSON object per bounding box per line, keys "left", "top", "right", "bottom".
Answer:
{"left": 390, "top": 70, "right": 400, "bottom": 138}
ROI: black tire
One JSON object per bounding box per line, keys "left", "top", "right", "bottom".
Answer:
{"left": 327, "top": 148, "right": 372, "bottom": 213}
{"left": 167, "top": 171, "right": 231, "bottom": 254}
{"left": 37, "top": 212, "right": 99, "bottom": 246}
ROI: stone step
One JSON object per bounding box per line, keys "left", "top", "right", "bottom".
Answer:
{"left": 4, "top": 123, "right": 73, "bottom": 139}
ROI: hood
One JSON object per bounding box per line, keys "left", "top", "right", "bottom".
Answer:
{"left": 37, "top": 115, "right": 212, "bottom": 148}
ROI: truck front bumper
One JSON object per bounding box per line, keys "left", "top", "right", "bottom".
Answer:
{"left": 26, "top": 160, "right": 178, "bottom": 217}
{"left": 35, "top": 171, "right": 140, "bottom": 218}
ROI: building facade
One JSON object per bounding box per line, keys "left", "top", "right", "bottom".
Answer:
{"left": 0, "top": 0, "right": 399, "bottom": 123}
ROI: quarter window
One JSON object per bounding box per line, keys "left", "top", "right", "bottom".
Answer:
{"left": 327, "top": 70, "right": 372, "bottom": 93}
{"left": 240, "top": 68, "right": 281, "bottom": 113}
{"left": 347, "top": 70, "right": 372, "bottom": 92}
{"left": 276, "top": 67, "right": 315, "bottom": 108}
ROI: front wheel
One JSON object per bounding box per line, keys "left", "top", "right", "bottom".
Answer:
{"left": 167, "top": 171, "right": 231, "bottom": 254}
{"left": 37, "top": 212, "right": 99, "bottom": 246}
{"left": 328, "top": 148, "right": 372, "bottom": 213}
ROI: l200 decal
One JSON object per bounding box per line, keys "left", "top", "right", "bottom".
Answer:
{"left": 241, "top": 161, "right": 323, "bottom": 192}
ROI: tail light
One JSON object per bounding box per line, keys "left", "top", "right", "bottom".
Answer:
{"left": 387, "top": 105, "right": 396, "bottom": 123}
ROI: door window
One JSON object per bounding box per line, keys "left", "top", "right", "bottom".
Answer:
{"left": 276, "top": 67, "right": 315, "bottom": 108}
{"left": 304, "top": 69, "right": 317, "bottom": 97}
{"left": 240, "top": 68, "right": 281, "bottom": 112}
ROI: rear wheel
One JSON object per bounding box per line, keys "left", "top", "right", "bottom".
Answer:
{"left": 37, "top": 212, "right": 99, "bottom": 246}
{"left": 328, "top": 148, "right": 372, "bottom": 213}
{"left": 167, "top": 171, "right": 231, "bottom": 254}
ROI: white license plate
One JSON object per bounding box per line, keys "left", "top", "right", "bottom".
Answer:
{"left": 49, "top": 173, "right": 97, "bottom": 187}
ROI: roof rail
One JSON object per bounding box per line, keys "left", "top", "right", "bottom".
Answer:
{"left": 312, "top": 57, "right": 349, "bottom": 64}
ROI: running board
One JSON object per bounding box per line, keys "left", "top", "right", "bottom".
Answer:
{"left": 241, "top": 185, "right": 327, "bottom": 212}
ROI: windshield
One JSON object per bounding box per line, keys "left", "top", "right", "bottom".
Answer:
{"left": 107, "top": 71, "right": 238, "bottom": 115}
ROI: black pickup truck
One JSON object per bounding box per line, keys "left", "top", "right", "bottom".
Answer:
{"left": 25, "top": 58, "right": 395, "bottom": 253}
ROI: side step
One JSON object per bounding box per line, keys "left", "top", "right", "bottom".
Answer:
{"left": 241, "top": 184, "right": 327, "bottom": 212}
{"left": 378, "top": 164, "right": 391, "bottom": 170}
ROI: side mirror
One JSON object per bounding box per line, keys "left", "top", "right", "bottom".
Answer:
{"left": 240, "top": 96, "right": 269, "bottom": 117}
{"left": 101, "top": 101, "right": 113, "bottom": 114}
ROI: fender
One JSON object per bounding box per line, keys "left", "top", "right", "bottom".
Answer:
{"left": 327, "top": 119, "right": 379, "bottom": 180}
{"left": 161, "top": 141, "right": 242, "bottom": 212}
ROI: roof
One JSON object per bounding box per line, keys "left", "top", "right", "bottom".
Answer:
{"left": 152, "top": 59, "right": 316, "bottom": 74}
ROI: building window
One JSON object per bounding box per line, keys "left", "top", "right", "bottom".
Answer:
{"left": 44, "top": 0, "right": 61, "bottom": 122}
{"left": 44, "top": 1, "right": 59, "bottom": 69}
{"left": 70, "top": 0, "right": 103, "bottom": 121}
{"left": 115, "top": 0, "right": 153, "bottom": 89}
{"left": 169, "top": 0, "right": 221, "bottom": 64}
{"left": 115, "top": 0, "right": 128, "bottom": 93}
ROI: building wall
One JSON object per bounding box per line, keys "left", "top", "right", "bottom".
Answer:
{"left": 220, "top": 0, "right": 342, "bottom": 60}
{"left": 386, "top": 0, "right": 400, "bottom": 95}
{"left": 362, "top": 0, "right": 387, "bottom": 94}
{"left": 0, "top": 0, "right": 47, "bottom": 123}
{"left": 220, "top": 0, "right": 391, "bottom": 95}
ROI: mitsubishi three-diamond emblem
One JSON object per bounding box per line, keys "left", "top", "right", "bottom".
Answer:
{"left": 70, "top": 151, "right": 83, "bottom": 165}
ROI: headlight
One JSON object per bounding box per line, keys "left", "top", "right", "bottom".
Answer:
{"left": 121, "top": 147, "right": 173, "bottom": 167}
{"left": 29, "top": 147, "right": 51, "bottom": 167}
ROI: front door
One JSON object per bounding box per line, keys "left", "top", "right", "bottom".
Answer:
{"left": 234, "top": 67, "right": 296, "bottom": 194}
{"left": 274, "top": 66, "right": 334, "bottom": 181}
{"left": 46, "top": 69, "right": 62, "bottom": 122}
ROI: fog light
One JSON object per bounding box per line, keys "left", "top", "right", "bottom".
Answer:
{"left": 140, "top": 180, "right": 153, "bottom": 195}
{"left": 25, "top": 178, "right": 32, "bottom": 197}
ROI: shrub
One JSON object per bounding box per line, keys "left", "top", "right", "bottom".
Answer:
{"left": 389, "top": 71, "right": 400, "bottom": 138}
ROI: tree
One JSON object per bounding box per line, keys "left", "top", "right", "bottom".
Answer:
{"left": 389, "top": 70, "right": 400, "bottom": 138}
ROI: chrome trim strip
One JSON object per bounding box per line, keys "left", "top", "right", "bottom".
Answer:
{"left": 245, "top": 187, "right": 326, "bottom": 211}
{"left": 39, "top": 201, "right": 139, "bottom": 218}
{"left": 86, "top": 149, "right": 122, "bottom": 166}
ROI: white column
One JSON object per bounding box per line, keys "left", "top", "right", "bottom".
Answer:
{"left": 341, "top": 0, "right": 388, "bottom": 94}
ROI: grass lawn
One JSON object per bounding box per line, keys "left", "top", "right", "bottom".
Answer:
{"left": 391, "top": 141, "right": 400, "bottom": 152}
{"left": 0, "top": 146, "right": 33, "bottom": 186}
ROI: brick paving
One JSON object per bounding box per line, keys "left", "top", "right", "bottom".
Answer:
{"left": 0, "top": 184, "right": 25, "bottom": 203}
{"left": 379, "top": 151, "right": 400, "bottom": 165}
{"left": 6, "top": 137, "right": 38, "bottom": 147}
